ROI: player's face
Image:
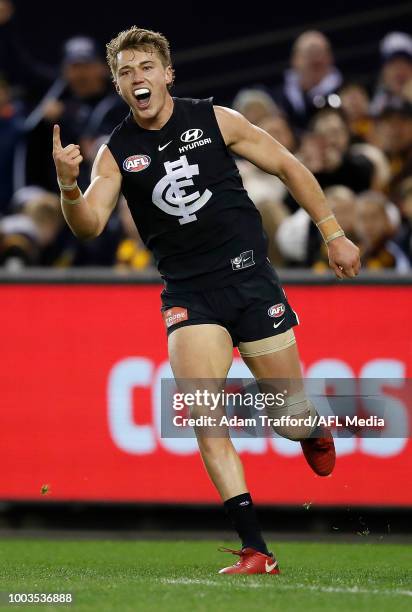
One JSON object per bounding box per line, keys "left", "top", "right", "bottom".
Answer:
{"left": 115, "top": 48, "right": 173, "bottom": 121}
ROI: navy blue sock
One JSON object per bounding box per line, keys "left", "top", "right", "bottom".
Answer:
{"left": 224, "top": 492, "right": 269, "bottom": 555}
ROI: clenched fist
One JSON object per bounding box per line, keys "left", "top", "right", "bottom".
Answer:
{"left": 328, "top": 235, "right": 361, "bottom": 279}
{"left": 52, "top": 124, "right": 83, "bottom": 186}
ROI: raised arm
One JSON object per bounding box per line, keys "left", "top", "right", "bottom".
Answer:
{"left": 52, "top": 124, "right": 121, "bottom": 239}
{"left": 214, "top": 106, "right": 360, "bottom": 279}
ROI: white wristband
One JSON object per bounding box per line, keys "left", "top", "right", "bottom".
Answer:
{"left": 58, "top": 178, "right": 78, "bottom": 191}
{"left": 325, "top": 230, "right": 345, "bottom": 244}
{"left": 316, "top": 214, "right": 336, "bottom": 228}
{"left": 61, "top": 194, "right": 82, "bottom": 206}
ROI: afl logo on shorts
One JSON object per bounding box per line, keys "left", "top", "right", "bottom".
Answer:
{"left": 268, "top": 303, "right": 285, "bottom": 318}
{"left": 123, "top": 154, "right": 151, "bottom": 172}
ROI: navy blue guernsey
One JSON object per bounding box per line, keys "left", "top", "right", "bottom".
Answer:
{"left": 107, "top": 97, "right": 268, "bottom": 290}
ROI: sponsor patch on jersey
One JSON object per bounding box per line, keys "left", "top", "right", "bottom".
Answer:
{"left": 231, "top": 250, "right": 255, "bottom": 270}
{"left": 123, "top": 154, "right": 151, "bottom": 172}
{"left": 178, "top": 138, "right": 212, "bottom": 154}
{"left": 268, "top": 303, "right": 285, "bottom": 318}
{"left": 163, "top": 307, "right": 188, "bottom": 329}
{"left": 180, "top": 128, "right": 203, "bottom": 143}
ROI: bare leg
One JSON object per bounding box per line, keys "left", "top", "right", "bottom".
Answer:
{"left": 242, "top": 341, "right": 314, "bottom": 440}
{"left": 168, "top": 324, "right": 248, "bottom": 501}
{"left": 243, "top": 337, "right": 336, "bottom": 476}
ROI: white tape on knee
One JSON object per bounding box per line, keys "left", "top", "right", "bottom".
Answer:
{"left": 268, "top": 391, "right": 317, "bottom": 419}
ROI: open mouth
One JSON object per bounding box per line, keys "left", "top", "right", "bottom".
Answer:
{"left": 133, "top": 87, "right": 151, "bottom": 109}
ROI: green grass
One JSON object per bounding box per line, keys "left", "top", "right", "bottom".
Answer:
{"left": 0, "top": 539, "right": 411, "bottom": 611}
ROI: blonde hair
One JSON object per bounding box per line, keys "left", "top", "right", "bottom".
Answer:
{"left": 106, "top": 26, "right": 174, "bottom": 86}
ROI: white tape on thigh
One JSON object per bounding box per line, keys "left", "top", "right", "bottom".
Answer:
{"left": 239, "top": 328, "right": 296, "bottom": 357}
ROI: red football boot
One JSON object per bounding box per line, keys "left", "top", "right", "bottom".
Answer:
{"left": 300, "top": 425, "right": 336, "bottom": 476}
{"left": 218, "top": 547, "right": 280, "bottom": 575}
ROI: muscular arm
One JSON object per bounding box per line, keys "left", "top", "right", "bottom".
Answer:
{"left": 214, "top": 106, "right": 361, "bottom": 278}
{"left": 214, "top": 105, "right": 331, "bottom": 223}
{"left": 52, "top": 125, "right": 121, "bottom": 239}
{"left": 81, "top": 145, "right": 121, "bottom": 237}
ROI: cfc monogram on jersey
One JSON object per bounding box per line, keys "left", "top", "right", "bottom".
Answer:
{"left": 107, "top": 97, "right": 268, "bottom": 290}
{"left": 152, "top": 155, "right": 212, "bottom": 224}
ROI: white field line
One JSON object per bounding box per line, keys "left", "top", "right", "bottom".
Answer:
{"left": 161, "top": 578, "right": 412, "bottom": 597}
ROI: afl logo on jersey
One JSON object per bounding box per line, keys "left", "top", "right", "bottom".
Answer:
{"left": 268, "top": 303, "right": 285, "bottom": 318}
{"left": 123, "top": 154, "right": 151, "bottom": 172}
{"left": 180, "top": 128, "right": 203, "bottom": 143}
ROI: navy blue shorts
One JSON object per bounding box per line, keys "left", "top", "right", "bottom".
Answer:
{"left": 160, "top": 261, "right": 299, "bottom": 347}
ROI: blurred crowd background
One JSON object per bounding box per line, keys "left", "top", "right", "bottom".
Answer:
{"left": 1, "top": 0, "right": 412, "bottom": 273}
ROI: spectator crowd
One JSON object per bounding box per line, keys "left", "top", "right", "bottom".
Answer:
{"left": 1, "top": 0, "right": 412, "bottom": 273}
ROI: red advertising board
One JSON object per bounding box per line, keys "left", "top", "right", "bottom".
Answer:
{"left": 1, "top": 283, "right": 411, "bottom": 505}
